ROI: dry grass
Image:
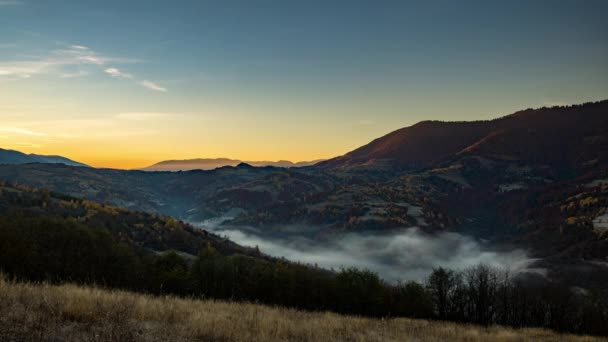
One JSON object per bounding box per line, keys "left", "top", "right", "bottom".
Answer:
{"left": 0, "top": 276, "right": 605, "bottom": 342}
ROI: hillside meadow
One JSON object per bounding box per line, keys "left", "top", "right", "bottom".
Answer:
{"left": 0, "top": 276, "right": 604, "bottom": 342}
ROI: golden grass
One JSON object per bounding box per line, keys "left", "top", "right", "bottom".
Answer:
{"left": 0, "top": 276, "right": 605, "bottom": 342}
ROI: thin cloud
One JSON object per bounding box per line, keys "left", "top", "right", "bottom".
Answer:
{"left": 0, "top": 43, "right": 166, "bottom": 92}
{"left": 70, "top": 45, "right": 89, "bottom": 50}
{"left": 60, "top": 69, "right": 89, "bottom": 78}
{"left": 116, "top": 112, "right": 171, "bottom": 120}
{"left": 52, "top": 45, "right": 131, "bottom": 65}
{"left": 1, "top": 118, "right": 159, "bottom": 141}
{"left": 0, "top": 45, "right": 126, "bottom": 78}
{"left": 0, "top": 1, "right": 23, "bottom": 6}
{"left": 5, "top": 142, "right": 42, "bottom": 148}
{"left": 104, "top": 67, "right": 133, "bottom": 79}
{"left": 0, "top": 60, "right": 54, "bottom": 78}
{"left": 140, "top": 80, "right": 167, "bottom": 92}
{"left": 0, "top": 127, "right": 46, "bottom": 136}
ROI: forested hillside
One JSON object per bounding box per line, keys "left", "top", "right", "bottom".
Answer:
{"left": 0, "top": 182, "right": 607, "bottom": 335}
{"left": 0, "top": 102, "right": 607, "bottom": 291}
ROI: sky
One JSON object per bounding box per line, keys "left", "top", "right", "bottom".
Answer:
{"left": 1, "top": 0, "right": 607, "bottom": 169}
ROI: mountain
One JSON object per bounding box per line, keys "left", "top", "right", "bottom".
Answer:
{"left": 317, "top": 121, "right": 492, "bottom": 171}
{"left": 142, "top": 158, "right": 324, "bottom": 171}
{"left": 317, "top": 100, "right": 608, "bottom": 172}
{"left": 0, "top": 162, "right": 291, "bottom": 219}
{"left": 0, "top": 101, "right": 606, "bottom": 288}
{"left": 0, "top": 148, "right": 88, "bottom": 167}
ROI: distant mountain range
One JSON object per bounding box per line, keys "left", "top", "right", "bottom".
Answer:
{"left": 0, "top": 148, "right": 88, "bottom": 167}
{"left": 0, "top": 100, "right": 606, "bottom": 288}
{"left": 141, "top": 158, "right": 324, "bottom": 171}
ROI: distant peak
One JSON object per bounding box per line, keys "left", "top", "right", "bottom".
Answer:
{"left": 0, "top": 147, "right": 88, "bottom": 168}
{"left": 141, "top": 158, "right": 324, "bottom": 171}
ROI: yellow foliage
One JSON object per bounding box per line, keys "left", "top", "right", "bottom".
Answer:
{"left": 580, "top": 197, "right": 599, "bottom": 207}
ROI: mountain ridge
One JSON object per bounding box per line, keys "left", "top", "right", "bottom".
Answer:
{"left": 317, "top": 100, "right": 608, "bottom": 172}
{"left": 0, "top": 100, "right": 606, "bottom": 288}
{"left": 0, "top": 148, "right": 89, "bottom": 168}
{"left": 141, "top": 158, "right": 324, "bottom": 171}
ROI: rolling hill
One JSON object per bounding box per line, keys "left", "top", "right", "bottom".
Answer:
{"left": 0, "top": 181, "right": 253, "bottom": 257}
{"left": 1, "top": 101, "right": 608, "bottom": 337}
{"left": 0, "top": 101, "right": 606, "bottom": 288}
{"left": 1, "top": 182, "right": 607, "bottom": 337}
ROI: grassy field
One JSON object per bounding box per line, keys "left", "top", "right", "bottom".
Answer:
{"left": 0, "top": 276, "right": 605, "bottom": 342}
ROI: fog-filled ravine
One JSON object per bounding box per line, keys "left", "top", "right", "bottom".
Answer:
{"left": 196, "top": 219, "right": 537, "bottom": 282}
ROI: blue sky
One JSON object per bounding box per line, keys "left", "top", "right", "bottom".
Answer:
{"left": 0, "top": 0, "right": 607, "bottom": 168}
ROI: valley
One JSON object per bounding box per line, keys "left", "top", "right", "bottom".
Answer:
{"left": 0, "top": 101, "right": 606, "bottom": 287}
{"left": 2, "top": 2, "right": 607, "bottom": 339}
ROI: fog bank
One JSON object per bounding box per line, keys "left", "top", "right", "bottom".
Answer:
{"left": 198, "top": 222, "right": 535, "bottom": 282}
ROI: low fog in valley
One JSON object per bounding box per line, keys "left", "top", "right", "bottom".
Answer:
{"left": 197, "top": 220, "right": 536, "bottom": 282}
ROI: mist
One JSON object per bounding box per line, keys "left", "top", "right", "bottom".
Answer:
{"left": 197, "top": 220, "right": 536, "bottom": 282}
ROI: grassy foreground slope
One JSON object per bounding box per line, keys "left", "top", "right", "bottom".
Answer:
{"left": 0, "top": 277, "right": 603, "bottom": 342}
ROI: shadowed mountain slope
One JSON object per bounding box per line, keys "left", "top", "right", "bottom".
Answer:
{"left": 0, "top": 101, "right": 606, "bottom": 288}
{"left": 318, "top": 100, "right": 608, "bottom": 172}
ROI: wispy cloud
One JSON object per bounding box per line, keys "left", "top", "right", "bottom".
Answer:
{"left": 0, "top": 61, "right": 44, "bottom": 78}
{"left": 140, "top": 80, "right": 167, "bottom": 92}
{"left": 104, "top": 67, "right": 132, "bottom": 79}
{"left": 0, "top": 127, "right": 46, "bottom": 136}
{"left": 0, "top": 1, "right": 23, "bottom": 6}
{"left": 0, "top": 117, "right": 161, "bottom": 141}
{"left": 0, "top": 44, "right": 167, "bottom": 92}
{"left": 0, "top": 45, "right": 124, "bottom": 78}
{"left": 60, "top": 69, "right": 89, "bottom": 78}
{"left": 4, "top": 142, "right": 42, "bottom": 148}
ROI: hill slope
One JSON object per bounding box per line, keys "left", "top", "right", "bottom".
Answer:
{"left": 0, "top": 163, "right": 290, "bottom": 220}
{"left": 318, "top": 100, "right": 608, "bottom": 172}
{"left": 0, "top": 181, "right": 252, "bottom": 257}
{"left": 0, "top": 101, "right": 606, "bottom": 289}
{"left": 1, "top": 277, "right": 603, "bottom": 342}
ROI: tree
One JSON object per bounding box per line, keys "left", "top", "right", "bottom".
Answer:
{"left": 427, "top": 267, "right": 456, "bottom": 320}
{"left": 463, "top": 264, "right": 499, "bottom": 326}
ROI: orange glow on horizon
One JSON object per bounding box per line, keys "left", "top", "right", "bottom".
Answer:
{"left": 5, "top": 144, "right": 340, "bottom": 170}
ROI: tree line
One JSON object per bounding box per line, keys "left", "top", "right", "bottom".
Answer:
{"left": 0, "top": 212, "right": 607, "bottom": 336}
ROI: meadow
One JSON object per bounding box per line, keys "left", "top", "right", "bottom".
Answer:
{"left": 1, "top": 275, "right": 604, "bottom": 342}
